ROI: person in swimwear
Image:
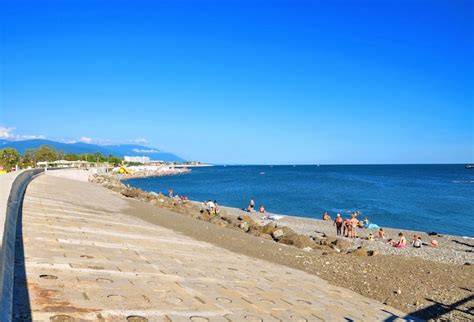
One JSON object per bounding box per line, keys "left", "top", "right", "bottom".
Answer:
{"left": 349, "top": 214, "right": 359, "bottom": 238}
{"left": 343, "top": 218, "right": 351, "bottom": 237}
{"left": 378, "top": 228, "right": 385, "bottom": 239}
{"left": 322, "top": 212, "right": 331, "bottom": 221}
{"left": 334, "top": 213, "right": 343, "bottom": 236}
{"left": 391, "top": 232, "right": 406, "bottom": 248}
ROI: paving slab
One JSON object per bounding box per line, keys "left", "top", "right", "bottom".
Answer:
{"left": 13, "top": 175, "right": 414, "bottom": 321}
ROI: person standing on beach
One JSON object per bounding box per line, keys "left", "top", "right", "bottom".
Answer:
{"left": 343, "top": 218, "right": 351, "bottom": 237}
{"left": 350, "top": 214, "right": 358, "bottom": 238}
{"left": 334, "top": 213, "right": 343, "bottom": 236}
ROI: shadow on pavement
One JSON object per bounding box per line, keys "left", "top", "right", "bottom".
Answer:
{"left": 12, "top": 198, "right": 32, "bottom": 322}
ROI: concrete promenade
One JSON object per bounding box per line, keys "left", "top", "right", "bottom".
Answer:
{"left": 14, "top": 174, "right": 411, "bottom": 321}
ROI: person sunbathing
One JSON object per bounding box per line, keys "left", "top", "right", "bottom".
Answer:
{"left": 413, "top": 236, "right": 423, "bottom": 248}
{"left": 378, "top": 228, "right": 385, "bottom": 239}
{"left": 322, "top": 212, "right": 331, "bottom": 221}
{"left": 391, "top": 232, "right": 407, "bottom": 248}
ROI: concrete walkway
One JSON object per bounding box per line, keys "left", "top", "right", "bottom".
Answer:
{"left": 14, "top": 175, "right": 411, "bottom": 321}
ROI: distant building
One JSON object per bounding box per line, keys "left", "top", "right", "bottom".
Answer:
{"left": 124, "top": 156, "right": 150, "bottom": 164}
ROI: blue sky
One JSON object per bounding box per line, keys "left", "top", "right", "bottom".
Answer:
{"left": 1, "top": 0, "right": 472, "bottom": 164}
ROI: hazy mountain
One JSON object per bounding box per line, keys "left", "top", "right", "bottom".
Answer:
{"left": 0, "top": 139, "right": 186, "bottom": 162}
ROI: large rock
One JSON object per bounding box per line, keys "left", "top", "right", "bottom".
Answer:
{"left": 272, "top": 227, "right": 315, "bottom": 249}
{"left": 121, "top": 187, "right": 142, "bottom": 199}
{"left": 261, "top": 222, "right": 278, "bottom": 235}
{"left": 239, "top": 221, "right": 250, "bottom": 232}
{"left": 237, "top": 214, "right": 252, "bottom": 222}
{"left": 272, "top": 229, "right": 285, "bottom": 240}
{"left": 260, "top": 233, "right": 273, "bottom": 240}
{"left": 352, "top": 247, "right": 377, "bottom": 257}
{"left": 279, "top": 234, "right": 316, "bottom": 249}
{"left": 331, "top": 238, "right": 352, "bottom": 252}
{"left": 310, "top": 232, "right": 326, "bottom": 240}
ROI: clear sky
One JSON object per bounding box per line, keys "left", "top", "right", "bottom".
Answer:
{"left": 1, "top": 0, "right": 472, "bottom": 164}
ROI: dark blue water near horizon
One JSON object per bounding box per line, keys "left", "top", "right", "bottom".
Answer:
{"left": 125, "top": 165, "right": 474, "bottom": 237}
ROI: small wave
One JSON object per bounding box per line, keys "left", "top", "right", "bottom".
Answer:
{"left": 452, "top": 180, "right": 474, "bottom": 183}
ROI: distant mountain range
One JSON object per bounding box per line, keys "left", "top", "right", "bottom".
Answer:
{"left": 0, "top": 139, "right": 186, "bottom": 162}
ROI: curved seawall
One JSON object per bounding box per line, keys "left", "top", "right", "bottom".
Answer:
{"left": 0, "top": 169, "right": 43, "bottom": 321}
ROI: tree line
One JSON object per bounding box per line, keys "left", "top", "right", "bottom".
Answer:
{"left": 0, "top": 145, "right": 123, "bottom": 172}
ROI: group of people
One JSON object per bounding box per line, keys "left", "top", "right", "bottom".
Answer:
{"left": 324, "top": 210, "right": 439, "bottom": 249}
{"left": 325, "top": 211, "right": 372, "bottom": 239}
{"left": 388, "top": 233, "right": 437, "bottom": 248}
{"left": 167, "top": 188, "right": 188, "bottom": 202}
{"left": 245, "top": 198, "right": 266, "bottom": 214}
{"left": 201, "top": 199, "right": 221, "bottom": 215}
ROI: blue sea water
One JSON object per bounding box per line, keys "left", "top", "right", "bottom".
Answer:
{"left": 125, "top": 165, "right": 474, "bottom": 237}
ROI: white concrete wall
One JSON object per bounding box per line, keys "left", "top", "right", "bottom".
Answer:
{"left": 0, "top": 171, "right": 24, "bottom": 252}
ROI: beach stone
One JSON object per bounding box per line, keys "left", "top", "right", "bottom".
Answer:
{"left": 237, "top": 214, "right": 252, "bottom": 222}
{"left": 303, "top": 247, "right": 313, "bottom": 252}
{"left": 239, "top": 221, "right": 250, "bottom": 232}
{"left": 368, "top": 250, "right": 379, "bottom": 256}
{"left": 249, "top": 229, "right": 261, "bottom": 237}
{"left": 278, "top": 232, "right": 315, "bottom": 249}
{"left": 352, "top": 248, "right": 370, "bottom": 257}
{"left": 221, "top": 215, "right": 239, "bottom": 227}
{"left": 121, "top": 187, "right": 142, "bottom": 199}
{"left": 310, "top": 232, "right": 326, "bottom": 240}
{"left": 261, "top": 222, "right": 278, "bottom": 235}
{"left": 331, "top": 238, "right": 352, "bottom": 251}
{"left": 272, "top": 229, "right": 285, "bottom": 240}
{"left": 260, "top": 233, "right": 273, "bottom": 240}
{"left": 237, "top": 214, "right": 258, "bottom": 229}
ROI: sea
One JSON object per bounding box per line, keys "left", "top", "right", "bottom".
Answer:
{"left": 125, "top": 165, "right": 474, "bottom": 237}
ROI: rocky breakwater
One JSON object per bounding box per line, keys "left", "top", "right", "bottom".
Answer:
{"left": 91, "top": 174, "right": 376, "bottom": 256}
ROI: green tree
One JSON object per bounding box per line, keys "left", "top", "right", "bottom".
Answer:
{"left": 108, "top": 155, "right": 122, "bottom": 166}
{"left": 94, "top": 152, "right": 102, "bottom": 163}
{"left": 23, "top": 149, "right": 37, "bottom": 165}
{"left": 0, "top": 148, "right": 20, "bottom": 171}
{"left": 65, "top": 153, "right": 80, "bottom": 161}
{"left": 35, "top": 145, "right": 57, "bottom": 162}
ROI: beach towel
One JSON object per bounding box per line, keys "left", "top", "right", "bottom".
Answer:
{"left": 268, "top": 215, "right": 284, "bottom": 221}
{"left": 364, "top": 223, "right": 380, "bottom": 230}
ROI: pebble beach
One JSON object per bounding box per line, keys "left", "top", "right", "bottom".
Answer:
{"left": 221, "top": 206, "right": 474, "bottom": 266}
